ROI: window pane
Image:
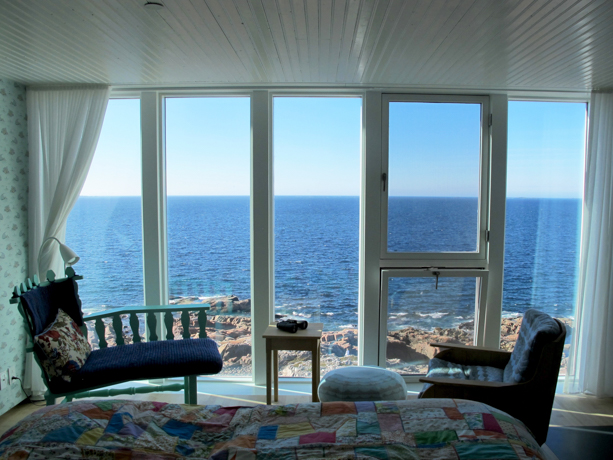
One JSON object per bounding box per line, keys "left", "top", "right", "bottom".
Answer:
{"left": 166, "top": 97, "right": 251, "bottom": 377}
{"left": 386, "top": 276, "right": 478, "bottom": 375}
{"left": 66, "top": 99, "right": 143, "bottom": 349}
{"left": 274, "top": 97, "right": 361, "bottom": 377}
{"left": 66, "top": 99, "right": 143, "bottom": 312}
{"left": 388, "top": 102, "right": 481, "bottom": 252}
{"left": 503, "top": 101, "right": 586, "bottom": 379}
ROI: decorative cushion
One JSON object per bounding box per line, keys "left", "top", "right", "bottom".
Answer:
{"left": 318, "top": 366, "right": 407, "bottom": 402}
{"left": 48, "top": 337, "right": 223, "bottom": 394}
{"left": 35, "top": 309, "right": 91, "bottom": 383}
{"left": 503, "top": 309, "right": 561, "bottom": 383}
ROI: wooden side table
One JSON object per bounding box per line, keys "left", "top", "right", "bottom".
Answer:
{"left": 263, "top": 322, "right": 323, "bottom": 405}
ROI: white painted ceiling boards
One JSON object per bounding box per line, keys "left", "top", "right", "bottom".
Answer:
{"left": 0, "top": 0, "right": 612, "bottom": 91}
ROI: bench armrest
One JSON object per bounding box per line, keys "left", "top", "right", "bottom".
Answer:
{"left": 82, "top": 304, "right": 211, "bottom": 348}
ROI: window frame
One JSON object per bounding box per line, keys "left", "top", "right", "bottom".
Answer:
{"left": 380, "top": 94, "right": 491, "bottom": 265}
{"left": 99, "top": 86, "right": 589, "bottom": 387}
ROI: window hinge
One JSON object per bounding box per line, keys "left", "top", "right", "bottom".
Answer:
{"left": 488, "top": 114, "right": 493, "bottom": 127}
{"left": 486, "top": 230, "right": 490, "bottom": 242}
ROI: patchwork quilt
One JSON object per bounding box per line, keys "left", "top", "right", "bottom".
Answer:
{"left": 0, "top": 398, "right": 546, "bottom": 459}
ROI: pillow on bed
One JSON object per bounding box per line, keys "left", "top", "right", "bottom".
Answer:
{"left": 35, "top": 309, "right": 91, "bottom": 382}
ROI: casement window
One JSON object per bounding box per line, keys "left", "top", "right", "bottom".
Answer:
{"left": 381, "top": 95, "right": 490, "bottom": 261}
{"left": 378, "top": 95, "right": 491, "bottom": 378}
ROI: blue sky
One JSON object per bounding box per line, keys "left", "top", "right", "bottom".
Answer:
{"left": 80, "top": 97, "right": 586, "bottom": 198}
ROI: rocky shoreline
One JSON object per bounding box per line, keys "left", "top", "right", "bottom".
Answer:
{"left": 86, "top": 296, "right": 572, "bottom": 378}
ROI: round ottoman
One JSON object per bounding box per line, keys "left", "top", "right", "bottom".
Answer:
{"left": 317, "top": 366, "right": 407, "bottom": 402}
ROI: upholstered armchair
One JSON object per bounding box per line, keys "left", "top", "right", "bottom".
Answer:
{"left": 419, "top": 309, "right": 566, "bottom": 445}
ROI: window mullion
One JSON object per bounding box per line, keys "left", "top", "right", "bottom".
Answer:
{"left": 361, "top": 91, "right": 383, "bottom": 366}
{"left": 251, "top": 90, "right": 273, "bottom": 385}
{"left": 141, "top": 91, "right": 169, "bottom": 314}
{"left": 482, "top": 94, "right": 508, "bottom": 348}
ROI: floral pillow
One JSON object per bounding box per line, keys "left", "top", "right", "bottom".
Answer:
{"left": 35, "top": 309, "right": 91, "bottom": 382}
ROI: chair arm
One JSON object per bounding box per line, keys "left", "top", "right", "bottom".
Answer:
{"left": 419, "top": 376, "right": 514, "bottom": 388}
{"left": 429, "top": 342, "right": 507, "bottom": 353}
{"left": 431, "top": 345, "right": 512, "bottom": 368}
{"left": 82, "top": 304, "right": 211, "bottom": 348}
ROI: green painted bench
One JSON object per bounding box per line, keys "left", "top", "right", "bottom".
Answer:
{"left": 11, "top": 268, "right": 223, "bottom": 405}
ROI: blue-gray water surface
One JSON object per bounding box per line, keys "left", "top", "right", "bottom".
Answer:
{"left": 66, "top": 196, "right": 580, "bottom": 331}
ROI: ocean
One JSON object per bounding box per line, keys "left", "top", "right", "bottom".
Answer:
{"left": 66, "top": 196, "right": 581, "bottom": 332}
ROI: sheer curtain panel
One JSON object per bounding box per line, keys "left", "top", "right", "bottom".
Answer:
{"left": 28, "top": 86, "right": 110, "bottom": 278}
{"left": 565, "top": 92, "right": 613, "bottom": 397}
{"left": 26, "top": 86, "right": 109, "bottom": 399}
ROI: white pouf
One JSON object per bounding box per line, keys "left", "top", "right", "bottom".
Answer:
{"left": 318, "top": 366, "right": 407, "bottom": 402}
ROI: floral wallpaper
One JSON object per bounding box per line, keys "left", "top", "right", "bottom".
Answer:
{"left": 0, "top": 78, "right": 28, "bottom": 416}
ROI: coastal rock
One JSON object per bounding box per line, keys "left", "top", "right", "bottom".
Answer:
{"left": 85, "top": 303, "right": 573, "bottom": 379}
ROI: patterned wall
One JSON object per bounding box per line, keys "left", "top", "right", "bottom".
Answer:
{"left": 0, "top": 78, "right": 28, "bottom": 416}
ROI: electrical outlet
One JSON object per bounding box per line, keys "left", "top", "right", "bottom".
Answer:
{"left": 7, "top": 368, "right": 14, "bottom": 385}
{"left": 0, "top": 372, "right": 7, "bottom": 390}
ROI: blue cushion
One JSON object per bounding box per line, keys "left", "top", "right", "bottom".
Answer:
{"left": 503, "top": 309, "right": 561, "bottom": 383}
{"left": 318, "top": 366, "right": 407, "bottom": 402}
{"left": 20, "top": 280, "right": 84, "bottom": 335}
{"left": 47, "top": 338, "right": 223, "bottom": 394}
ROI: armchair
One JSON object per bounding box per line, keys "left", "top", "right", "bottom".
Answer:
{"left": 419, "top": 309, "right": 566, "bottom": 445}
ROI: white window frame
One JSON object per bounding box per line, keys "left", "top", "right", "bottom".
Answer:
{"left": 379, "top": 268, "right": 489, "bottom": 382}
{"left": 104, "top": 86, "right": 588, "bottom": 387}
{"left": 380, "top": 94, "right": 491, "bottom": 266}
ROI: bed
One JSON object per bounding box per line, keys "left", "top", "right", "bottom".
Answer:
{"left": 0, "top": 398, "right": 549, "bottom": 459}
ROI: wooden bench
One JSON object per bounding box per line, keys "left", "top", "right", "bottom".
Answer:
{"left": 11, "top": 268, "right": 223, "bottom": 405}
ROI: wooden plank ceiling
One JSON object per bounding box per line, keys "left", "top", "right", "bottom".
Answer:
{"left": 0, "top": 0, "right": 612, "bottom": 91}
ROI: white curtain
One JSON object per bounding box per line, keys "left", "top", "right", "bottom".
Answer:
{"left": 565, "top": 92, "right": 613, "bottom": 397}
{"left": 26, "top": 86, "right": 109, "bottom": 399}
{"left": 28, "top": 86, "right": 110, "bottom": 279}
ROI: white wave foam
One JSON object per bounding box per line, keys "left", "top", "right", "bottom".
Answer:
{"left": 292, "top": 312, "right": 312, "bottom": 318}
{"left": 416, "top": 312, "right": 449, "bottom": 319}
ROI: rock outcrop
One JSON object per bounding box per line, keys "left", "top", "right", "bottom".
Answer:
{"left": 85, "top": 298, "right": 572, "bottom": 378}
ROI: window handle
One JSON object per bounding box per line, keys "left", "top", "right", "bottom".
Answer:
{"left": 382, "top": 173, "right": 387, "bottom": 191}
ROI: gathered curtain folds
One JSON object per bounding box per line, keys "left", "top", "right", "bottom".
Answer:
{"left": 26, "top": 86, "right": 109, "bottom": 400}
{"left": 564, "top": 92, "right": 613, "bottom": 398}
{"left": 27, "top": 86, "right": 110, "bottom": 278}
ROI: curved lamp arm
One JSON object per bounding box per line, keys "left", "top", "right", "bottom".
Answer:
{"left": 37, "top": 236, "right": 80, "bottom": 276}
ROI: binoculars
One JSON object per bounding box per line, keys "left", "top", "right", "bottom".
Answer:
{"left": 276, "top": 319, "right": 309, "bottom": 333}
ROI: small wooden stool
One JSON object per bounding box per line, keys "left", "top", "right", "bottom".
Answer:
{"left": 263, "top": 322, "right": 323, "bottom": 405}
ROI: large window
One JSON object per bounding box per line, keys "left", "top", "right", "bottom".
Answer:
{"left": 273, "top": 96, "right": 362, "bottom": 377}
{"left": 503, "top": 101, "right": 587, "bottom": 377}
{"left": 165, "top": 96, "right": 251, "bottom": 377}
{"left": 70, "top": 91, "right": 589, "bottom": 385}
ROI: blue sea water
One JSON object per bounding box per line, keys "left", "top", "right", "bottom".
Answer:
{"left": 66, "top": 196, "right": 581, "bottom": 331}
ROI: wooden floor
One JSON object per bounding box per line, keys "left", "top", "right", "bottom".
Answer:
{"left": 1, "top": 391, "right": 612, "bottom": 459}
